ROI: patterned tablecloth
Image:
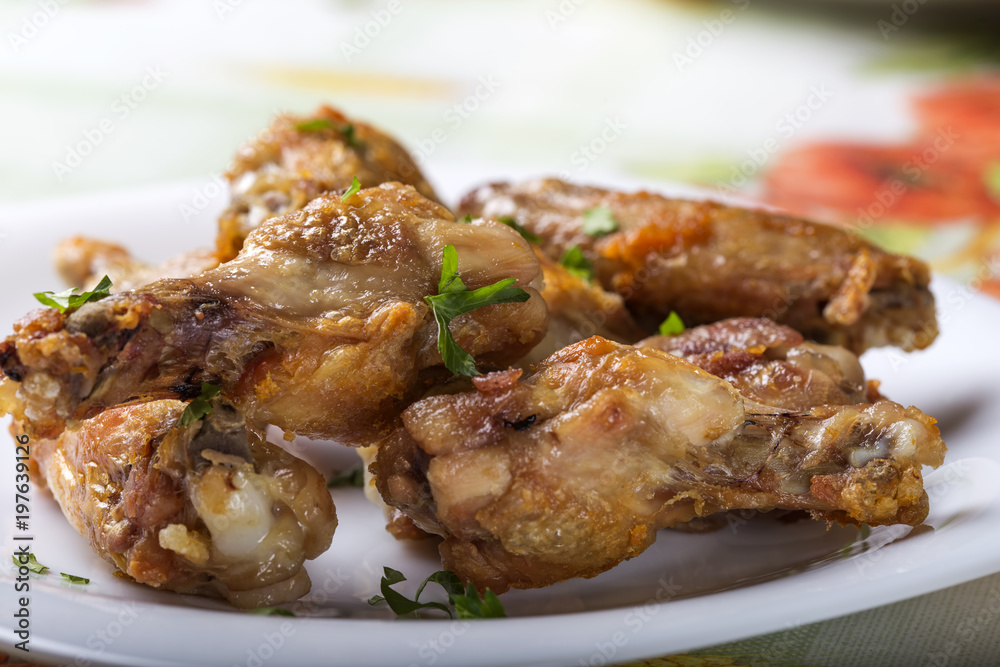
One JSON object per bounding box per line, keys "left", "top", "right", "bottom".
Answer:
{"left": 1, "top": 0, "right": 999, "bottom": 664}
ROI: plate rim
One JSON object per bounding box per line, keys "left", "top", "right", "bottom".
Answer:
{"left": 2, "top": 178, "right": 999, "bottom": 667}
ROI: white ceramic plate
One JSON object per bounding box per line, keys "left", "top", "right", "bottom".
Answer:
{"left": 1, "top": 169, "right": 999, "bottom": 667}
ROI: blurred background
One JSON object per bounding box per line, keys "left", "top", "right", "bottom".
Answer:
{"left": 1, "top": 0, "right": 999, "bottom": 296}
{"left": 1, "top": 0, "right": 999, "bottom": 665}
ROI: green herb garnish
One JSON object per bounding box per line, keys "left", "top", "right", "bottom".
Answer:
{"left": 424, "top": 245, "right": 529, "bottom": 377}
{"left": 581, "top": 206, "right": 619, "bottom": 237}
{"left": 985, "top": 162, "right": 1000, "bottom": 203}
{"left": 12, "top": 553, "right": 48, "bottom": 575}
{"left": 328, "top": 464, "right": 365, "bottom": 488}
{"left": 462, "top": 214, "right": 473, "bottom": 224}
{"left": 658, "top": 311, "right": 686, "bottom": 336}
{"left": 368, "top": 567, "right": 506, "bottom": 619}
{"left": 497, "top": 217, "right": 542, "bottom": 244}
{"left": 341, "top": 176, "right": 362, "bottom": 202}
{"left": 296, "top": 119, "right": 362, "bottom": 148}
{"left": 249, "top": 607, "right": 297, "bottom": 617}
{"left": 179, "top": 383, "right": 221, "bottom": 427}
{"left": 296, "top": 118, "right": 334, "bottom": 132}
{"left": 559, "top": 246, "right": 593, "bottom": 282}
{"left": 60, "top": 573, "right": 89, "bottom": 584}
{"left": 341, "top": 123, "right": 360, "bottom": 148}
{"left": 33, "top": 275, "right": 112, "bottom": 314}
{"left": 451, "top": 581, "right": 507, "bottom": 619}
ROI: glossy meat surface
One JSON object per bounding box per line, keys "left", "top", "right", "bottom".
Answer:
{"left": 373, "top": 337, "right": 945, "bottom": 593}
{"left": 0, "top": 184, "right": 546, "bottom": 445}
{"left": 640, "top": 317, "right": 872, "bottom": 411}
{"left": 218, "top": 105, "right": 439, "bottom": 261}
{"left": 25, "top": 398, "right": 335, "bottom": 608}
{"left": 54, "top": 236, "right": 220, "bottom": 292}
{"left": 522, "top": 248, "right": 644, "bottom": 365}
{"left": 458, "top": 178, "right": 938, "bottom": 353}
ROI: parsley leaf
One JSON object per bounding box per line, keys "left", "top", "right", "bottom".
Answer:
{"left": 296, "top": 119, "right": 362, "bottom": 148}
{"left": 60, "top": 573, "right": 89, "bottom": 584}
{"left": 658, "top": 311, "right": 686, "bottom": 336}
{"left": 436, "top": 244, "right": 466, "bottom": 294}
{"left": 582, "top": 206, "right": 619, "bottom": 237}
{"left": 417, "top": 570, "right": 465, "bottom": 600}
{"left": 34, "top": 275, "right": 112, "bottom": 314}
{"left": 296, "top": 118, "right": 334, "bottom": 132}
{"left": 12, "top": 553, "right": 49, "bottom": 575}
{"left": 341, "top": 123, "right": 361, "bottom": 148}
{"left": 425, "top": 245, "right": 530, "bottom": 377}
{"left": 559, "top": 246, "right": 593, "bottom": 282}
{"left": 452, "top": 582, "right": 507, "bottom": 619}
{"left": 249, "top": 607, "right": 296, "bottom": 617}
{"left": 497, "top": 216, "right": 542, "bottom": 244}
{"left": 179, "top": 383, "right": 221, "bottom": 427}
{"left": 461, "top": 214, "right": 473, "bottom": 224}
{"left": 341, "top": 176, "right": 362, "bottom": 202}
{"left": 328, "top": 464, "right": 365, "bottom": 488}
{"left": 368, "top": 567, "right": 505, "bottom": 619}
{"left": 368, "top": 567, "right": 452, "bottom": 617}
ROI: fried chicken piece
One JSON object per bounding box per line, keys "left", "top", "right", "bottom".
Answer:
{"left": 218, "top": 105, "right": 440, "bottom": 261}
{"left": 54, "top": 236, "right": 220, "bottom": 292}
{"left": 523, "top": 247, "right": 644, "bottom": 365}
{"left": 458, "top": 178, "right": 937, "bottom": 353}
{"left": 642, "top": 317, "right": 880, "bottom": 534}
{"left": 0, "top": 184, "right": 546, "bottom": 445}
{"left": 640, "top": 317, "right": 872, "bottom": 411}
{"left": 24, "top": 398, "right": 335, "bottom": 608}
{"left": 54, "top": 106, "right": 436, "bottom": 287}
{"left": 373, "top": 337, "right": 945, "bottom": 593}
{"left": 356, "top": 244, "right": 643, "bottom": 538}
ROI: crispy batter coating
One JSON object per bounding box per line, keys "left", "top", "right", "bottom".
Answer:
{"left": 374, "top": 337, "right": 945, "bottom": 593}
{"left": 0, "top": 184, "right": 546, "bottom": 445}
{"left": 458, "top": 178, "right": 938, "bottom": 353}
{"left": 218, "top": 105, "right": 440, "bottom": 261}
{"left": 23, "top": 398, "right": 335, "bottom": 608}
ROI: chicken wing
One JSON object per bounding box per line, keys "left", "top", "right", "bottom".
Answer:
{"left": 218, "top": 105, "right": 440, "bottom": 261}
{"left": 54, "top": 106, "right": 436, "bottom": 288}
{"left": 639, "top": 317, "right": 874, "bottom": 411}
{"left": 522, "top": 247, "right": 644, "bottom": 365}
{"left": 373, "top": 337, "right": 945, "bottom": 593}
{"left": 458, "top": 178, "right": 937, "bottom": 353}
{"left": 0, "top": 184, "right": 546, "bottom": 445}
{"left": 23, "top": 397, "right": 335, "bottom": 608}
{"left": 54, "top": 236, "right": 220, "bottom": 292}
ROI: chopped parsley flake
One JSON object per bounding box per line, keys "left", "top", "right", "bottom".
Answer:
{"left": 34, "top": 275, "right": 112, "bottom": 314}
{"left": 658, "top": 311, "right": 686, "bottom": 336}
{"left": 582, "top": 206, "right": 619, "bottom": 237}
{"left": 425, "top": 245, "right": 529, "bottom": 376}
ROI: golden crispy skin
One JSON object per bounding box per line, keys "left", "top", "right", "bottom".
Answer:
{"left": 218, "top": 105, "right": 440, "bottom": 261}
{"left": 640, "top": 317, "right": 871, "bottom": 411}
{"left": 642, "top": 317, "right": 884, "bottom": 533}
{"left": 53, "top": 236, "right": 220, "bottom": 292}
{"left": 523, "top": 247, "right": 644, "bottom": 365}
{"left": 0, "top": 184, "right": 546, "bottom": 444}
{"left": 373, "top": 337, "right": 945, "bottom": 593}
{"left": 24, "top": 398, "right": 335, "bottom": 608}
{"left": 458, "top": 178, "right": 938, "bottom": 353}
{"left": 54, "top": 106, "right": 436, "bottom": 288}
